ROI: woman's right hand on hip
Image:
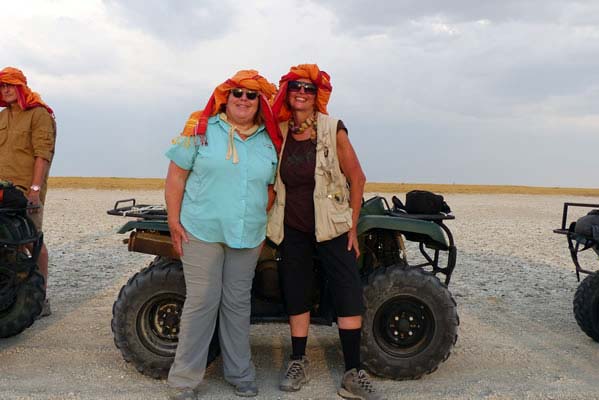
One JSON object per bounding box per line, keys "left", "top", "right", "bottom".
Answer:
{"left": 168, "top": 220, "right": 189, "bottom": 257}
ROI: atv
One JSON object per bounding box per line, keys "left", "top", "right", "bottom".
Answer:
{"left": 108, "top": 194, "right": 459, "bottom": 380}
{"left": 554, "top": 202, "right": 599, "bottom": 341}
{"left": 0, "top": 184, "right": 46, "bottom": 338}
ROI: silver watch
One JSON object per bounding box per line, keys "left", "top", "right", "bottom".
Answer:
{"left": 30, "top": 185, "right": 41, "bottom": 192}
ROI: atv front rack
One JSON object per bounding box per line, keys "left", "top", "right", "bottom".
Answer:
{"left": 553, "top": 202, "right": 599, "bottom": 281}
{"left": 107, "top": 199, "right": 167, "bottom": 220}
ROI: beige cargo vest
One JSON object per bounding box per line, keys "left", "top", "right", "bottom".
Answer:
{"left": 267, "top": 112, "right": 353, "bottom": 244}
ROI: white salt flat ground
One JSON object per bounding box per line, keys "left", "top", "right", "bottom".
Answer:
{"left": 1, "top": 189, "right": 599, "bottom": 399}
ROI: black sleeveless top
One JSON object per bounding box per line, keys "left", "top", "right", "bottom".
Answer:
{"left": 280, "top": 120, "right": 347, "bottom": 233}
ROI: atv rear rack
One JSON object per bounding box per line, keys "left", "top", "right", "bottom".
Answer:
{"left": 553, "top": 202, "right": 599, "bottom": 280}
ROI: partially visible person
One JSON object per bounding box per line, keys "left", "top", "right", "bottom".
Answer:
{"left": 268, "top": 64, "right": 384, "bottom": 400}
{"left": 165, "top": 70, "right": 281, "bottom": 400}
{"left": 0, "top": 67, "right": 56, "bottom": 317}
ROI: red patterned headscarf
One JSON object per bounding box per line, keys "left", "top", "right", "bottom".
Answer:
{"left": 272, "top": 64, "right": 333, "bottom": 122}
{"left": 0, "top": 67, "right": 54, "bottom": 116}
{"left": 180, "top": 70, "right": 282, "bottom": 152}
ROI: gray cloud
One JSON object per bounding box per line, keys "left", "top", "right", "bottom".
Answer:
{"left": 320, "top": 0, "right": 599, "bottom": 29}
{"left": 1, "top": 16, "right": 120, "bottom": 77}
{"left": 103, "top": 0, "right": 236, "bottom": 45}
{"left": 4, "top": 0, "right": 598, "bottom": 187}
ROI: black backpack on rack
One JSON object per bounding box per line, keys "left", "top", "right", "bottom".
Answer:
{"left": 574, "top": 209, "right": 599, "bottom": 241}
{"left": 404, "top": 190, "right": 451, "bottom": 215}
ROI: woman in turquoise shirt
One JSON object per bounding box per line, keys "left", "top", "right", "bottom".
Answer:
{"left": 165, "top": 70, "right": 281, "bottom": 400}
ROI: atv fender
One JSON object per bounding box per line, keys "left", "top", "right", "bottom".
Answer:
{"left": 357, "top": 215, "right": 449, "bottom": 248}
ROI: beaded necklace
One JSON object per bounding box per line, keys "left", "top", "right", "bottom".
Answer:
{"left": 289, "top": 112, "right": 317, "bottom": 142}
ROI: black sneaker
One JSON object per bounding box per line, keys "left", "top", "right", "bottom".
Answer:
{"left": 168, "top": 387, "right": 196, "bottom": 400}
{"left": 234, "top": 381, "right": 258, "bottom": 397}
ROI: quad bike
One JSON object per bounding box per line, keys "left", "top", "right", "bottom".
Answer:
{"left": 554, "top": 202, "right": 599, "bottom": 342}
{"left": 0, "top": 186, "right": 46, "bottom": 338}
{"left": 108, "top": 195, "right": 459, "bottom": 380}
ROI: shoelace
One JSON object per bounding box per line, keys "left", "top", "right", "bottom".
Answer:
{"left": 356, "top": 370, "right": 375, "bottom": 393}
{"left": 285, "top": 361, "right": 304, "bottom": 378}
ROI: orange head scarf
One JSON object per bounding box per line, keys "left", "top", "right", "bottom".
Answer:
{"left": 272, "top": 64, "right": 332, "bottom": 122}
{"left": 0, "top": 67, "right": 54, "bottom": 116}
{"left": 180, "top": 69, "right": 282, "bottom": 152}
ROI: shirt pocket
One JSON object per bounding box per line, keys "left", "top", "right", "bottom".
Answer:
{"left": 251, "top": 145, "right": 277, "bottom": 184}
{"left": 0, "top": 119, "right": 6, "bottom": 147}
{"left": 14, "top": 128, "right": 32, "bottom": 151}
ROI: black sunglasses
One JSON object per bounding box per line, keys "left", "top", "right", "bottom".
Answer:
{"left": 230, "top": 88, "right": 259, "bottom": 100}
{"left": 288, "top": 80, "right": 317, "bottom": 94}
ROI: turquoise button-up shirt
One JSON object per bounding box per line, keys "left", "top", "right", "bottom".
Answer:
{"left": 166, "top": 115, "right": 277, "bottom": 249}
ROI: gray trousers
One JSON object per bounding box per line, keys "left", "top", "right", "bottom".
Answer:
{"left": 167, "top": 236, "right": 261, "bottom": 389}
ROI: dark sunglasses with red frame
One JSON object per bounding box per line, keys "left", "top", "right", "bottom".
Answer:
{"left": 287, "top": 80, "right": 317, "bottom": 94}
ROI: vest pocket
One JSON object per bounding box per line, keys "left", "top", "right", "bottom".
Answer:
{"left": 330, "top": 211, "right": 352, "bottom": 227}
{"left": 316, "top": 195, "right": 353, "bottom": 241}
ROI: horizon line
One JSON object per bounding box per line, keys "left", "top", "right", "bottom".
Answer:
{"left": 47, "top": 177, "right": 599, "bottom": 196}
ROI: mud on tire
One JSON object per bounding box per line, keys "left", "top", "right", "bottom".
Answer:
{"left": 111, "top": 257, "right": 220, "bottom": 379}
{"left": 573, "top": 272, "right": 599, "bottom": 342}
{"left": 361, "top": 265, "right": 459, "bottom": 380}
{"left": 0, "top": 270, "right": 45, "bottom": 338}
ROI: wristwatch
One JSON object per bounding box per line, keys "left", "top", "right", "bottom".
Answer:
{"left": 30, "top": 185, "right": 41, "bottom": 192}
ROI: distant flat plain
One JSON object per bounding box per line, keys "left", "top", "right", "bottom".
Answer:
{"left": 49, "top": 177, "right": 599, "bottom": 196}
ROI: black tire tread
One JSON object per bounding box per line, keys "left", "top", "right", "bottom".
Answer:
{"left": 361, "top": 265, "right": 459, "bottom": 380}
{"left": 112, "top": 259, "right": 183, "bottom": 379}
{"left": 0, "top": 271, "right": 45, "bottom": 338}
{"left": 573, "top": 272, "right": 599, "bottom": 342}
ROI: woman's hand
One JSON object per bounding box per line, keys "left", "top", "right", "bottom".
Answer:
{"left": 347, "top": 228, "right": 360, "bottom": 258}
{"left": 337, "top": 129, "right": 366, "bottom": 260}
{"left": 165, "top": 161, "right": 191, "bottom": 258}
{"left": 168, "top": 219, "right": 189, "bottom": 257}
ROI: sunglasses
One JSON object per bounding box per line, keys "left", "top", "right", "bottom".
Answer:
{"left": 288, "top": 81, "right": 317, "bottom": 94}
{"left": 230, "top": 88, "right": 259, "bottom": 100}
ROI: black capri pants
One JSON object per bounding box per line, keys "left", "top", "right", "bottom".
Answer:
{"left": 278, "top": 224, "right": 365, "bottom": 317}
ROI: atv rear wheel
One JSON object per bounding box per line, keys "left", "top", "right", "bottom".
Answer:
{"left": 573, "top": 272, "right": 599, "bottom": 342}
{"left": 361, "top": 265, "right": 459, "bottom": 380}
{"left": 0, "top": 270, "right": 45, "bottom": 338}
{"left": 111, "top": 257, "right": 220, "bottom": 379}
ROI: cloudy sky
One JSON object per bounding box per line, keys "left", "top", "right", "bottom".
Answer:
{"left": 3, "top": 0, "right": 599, "bottom": 187}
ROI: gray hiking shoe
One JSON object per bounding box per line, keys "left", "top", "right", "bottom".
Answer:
{"left": 234, "top": 381, "right": 258, "bottom": 397}
{"left": 338, "top": 368, "right": 385, "bottom": 400}
{"left": 279, "top": 356, "right": 310, "bottom": 392}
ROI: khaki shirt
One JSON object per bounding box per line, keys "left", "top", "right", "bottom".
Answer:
{"left": 0, "top": 104, "right": 56, "bottom": 202}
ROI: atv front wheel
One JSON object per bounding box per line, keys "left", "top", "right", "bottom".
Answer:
{"left": 111, "top": 258, "right": 220, "bottom": 379}
{"left": 0, "top": 270, "right": 45, "bottom": 338}
{"left": 361, "top": 266, "right": 459, "bottom": 380}
{"left": 573, "top": 272, "right": 599, "bottom": 342}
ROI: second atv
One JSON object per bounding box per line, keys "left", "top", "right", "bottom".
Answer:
{"left": 0, "top": 181, "right": 46, "bottom": 338}
{"left": 554, "top": 202, "right": 599, "bottom": 341}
